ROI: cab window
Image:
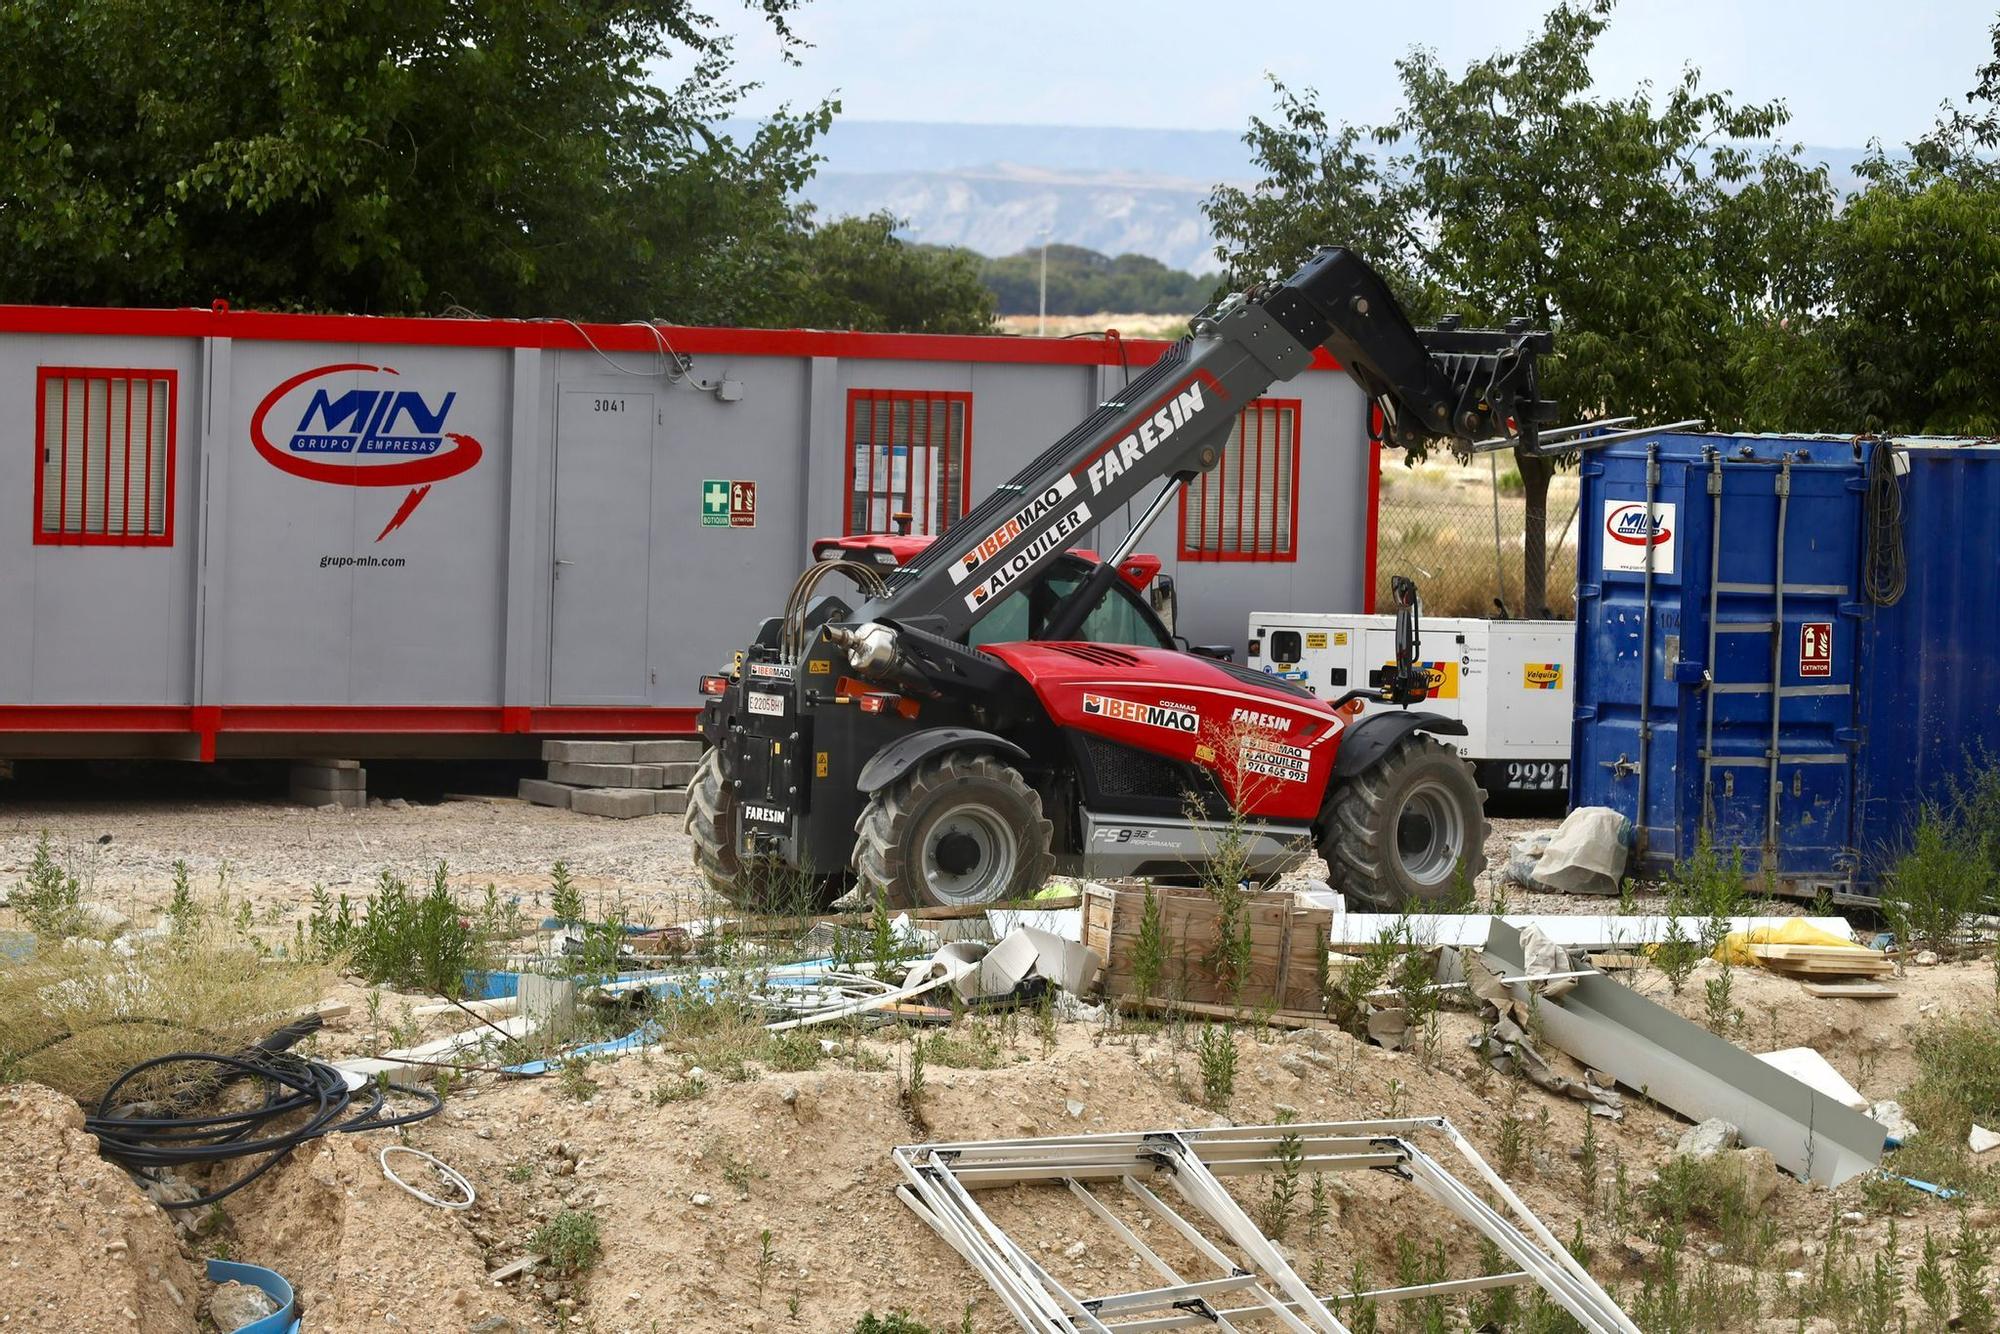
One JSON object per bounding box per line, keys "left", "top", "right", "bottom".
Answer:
{"left": 966, "top": 563, "right": 1172, "bottom": 650}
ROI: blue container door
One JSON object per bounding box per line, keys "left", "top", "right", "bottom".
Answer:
{"left": 1573, "top": 446, "right": 1698, "bottom": 869}
{"left": 1690, "top": 453, "right": 1861, "bottom": 893}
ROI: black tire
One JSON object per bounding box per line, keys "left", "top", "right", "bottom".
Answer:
{"left": 685, "top": 749, "right": 849, "bottom": 911}
{"left": 853, "top": 751, "right": 1054, "bottom": 909}
{"left": 1319, "top": 733, "right": 1490, "bottom": 910}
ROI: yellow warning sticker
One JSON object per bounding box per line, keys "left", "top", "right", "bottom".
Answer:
{"left": 1305, "top": 632, "right": 1329, "bottom": 650}
{"left": 1334, "top": 632, "right": 1348, "bottom": 646}
{"left": 1523, "top": 662, "right": 1564, "bottom": 690}
{"left": 808, "top": 659, "right": 831, "bottom": 674}
{"left": 1384, "top": 660, "right": 1460, "bottom": 699}
{"left": 816, "top": 751, "right": 829, "bottom": 778}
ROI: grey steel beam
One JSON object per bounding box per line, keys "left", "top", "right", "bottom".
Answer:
{"left": 1483, "top": 919, "right": 1885, "bottom": 1186}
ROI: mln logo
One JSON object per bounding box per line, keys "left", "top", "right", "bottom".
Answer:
{"left": 1082, "top": 692, "right": 1198, "bottom": 734}
{"left": 251, "top": 363, "right": 484, "bottom": 542}
{"left": 1605, "top": 503, "right": 1671, "bottom": 547}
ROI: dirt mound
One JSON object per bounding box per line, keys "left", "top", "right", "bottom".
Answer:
{"left": 0, "top": 1082, "right": 199, "bottom": 1333}
{"left": 223, "top": 1133, "right": 538, "bottom": 1333}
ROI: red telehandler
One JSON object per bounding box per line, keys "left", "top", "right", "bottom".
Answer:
{"left": 689, "top": 247, "right": 1553, "bottom": 910}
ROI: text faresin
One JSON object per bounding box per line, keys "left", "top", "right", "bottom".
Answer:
{"left": 1083, "top": 382, "right": 1209, "bottom": 495}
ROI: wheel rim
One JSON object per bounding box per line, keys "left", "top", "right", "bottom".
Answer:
{"left": 1393, "top": 779, "right": 1465, "bottom": 887}
{"left": 921, "top": 801, "right": 1020, "bottom": 906}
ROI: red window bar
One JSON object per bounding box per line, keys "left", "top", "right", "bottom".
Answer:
{"left": 33, "top": 367, "right": 178, "bottom": 547}
{"left": 1178, "top": 398, "right": 1301, "bottom": 561}
{"left": 844, "top": 389, "right": 973, "bottom": 536}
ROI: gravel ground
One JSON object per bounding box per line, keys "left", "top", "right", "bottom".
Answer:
{"left": 0, "top": 784, "right": 715, "bottom": 929}
{"left": 0, "top": 766, "right": 1809, "bottom": 929}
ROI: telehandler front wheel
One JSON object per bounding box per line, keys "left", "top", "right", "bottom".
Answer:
{"left": 854, "top": 752, "right": 1054, "bottom": 909}
{"left": 1319, "top": 732, "right": 1489, "bottom": 910}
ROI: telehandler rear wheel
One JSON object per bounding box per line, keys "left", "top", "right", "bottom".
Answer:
{"left": 685, "top": 749, "right": 849, "bottom": 911}
{"left": 854, "top": 751, "right": 1054, "bottom": 909}
{"left": 1319, "top": 733, "right": 1489, "bottom": 910}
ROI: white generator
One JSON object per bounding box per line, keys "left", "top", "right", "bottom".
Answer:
{"left": 1245, "top": 612, "right": 1574, "bottom": 799}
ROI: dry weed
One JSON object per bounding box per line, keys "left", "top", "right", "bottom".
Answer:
{"left": 0, "top": 924, "right": 331, "bottom": 1103}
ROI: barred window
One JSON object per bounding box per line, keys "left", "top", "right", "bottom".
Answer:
{"left": 1179, "top": 398, "right": 1299, "bottom": 560}
{"left": 845, "top": 389, "right": 971, "bottom": 536}
{"left": 35, "top": 367, "right": 176, "bottom": 546}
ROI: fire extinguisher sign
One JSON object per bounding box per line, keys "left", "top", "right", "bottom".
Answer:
{"left": 1799, "top": 621, "right": 1833, "bottom": 678}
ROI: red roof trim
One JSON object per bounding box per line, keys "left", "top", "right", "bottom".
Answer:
{"left": 0, "top": 304, "right": 1345, "bottom": 372}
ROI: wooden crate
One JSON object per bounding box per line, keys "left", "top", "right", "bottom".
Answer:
{"left": 1082, "top": 882, "right": 1330, "bottom": 1014}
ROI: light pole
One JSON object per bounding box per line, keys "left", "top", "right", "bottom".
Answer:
{"left": 1037, "top": 228, "right": 1051, "bottom": 337}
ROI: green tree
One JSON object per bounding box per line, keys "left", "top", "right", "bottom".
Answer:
{"left": 1206, "top": 0, "right": 1834, "bottom": 615}
{"left": 1793, "top": 17, "right": 2000, "bottom": 435}
{"left": 0, "top": 0, "right": 836, "bottom": 325}
{"left": 792, "top": 213, "right": 994, "bottom": 333}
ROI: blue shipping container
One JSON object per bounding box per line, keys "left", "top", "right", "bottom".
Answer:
{"left": 1571, "top": 432, "right": 2000, "bottom": 899}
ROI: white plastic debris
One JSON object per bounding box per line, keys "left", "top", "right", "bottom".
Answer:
{"left": 1756, "top": 1048, "right": 1869, "bottom": 1112}
{"left": 1869, "top": 1100, "right": 1918, "bottom": 1144}
{"left": 1970, "top": 1124, "right": 2000, "bottom": 1154}
{"left": 1504, "top": 831, "right": 1556, "bottom": 890}
{"left": 1530, "top": 807, "right": 1631, "bottom": 896}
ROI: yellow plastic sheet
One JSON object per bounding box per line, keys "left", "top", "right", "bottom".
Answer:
{"left": 1714, "top": 920, "right": 1860, "bottom": 966}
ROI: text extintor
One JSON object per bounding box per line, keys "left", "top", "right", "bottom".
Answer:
{"left": 1799, "top": 621, "right": 1832, "bottom": 678}
{"left": 702, "top": 479, "right": 758, "bottom": 528}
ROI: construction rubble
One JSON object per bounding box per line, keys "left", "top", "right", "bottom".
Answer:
{"left": 3, "top": 870, "right": 1996, "bottom": 1332}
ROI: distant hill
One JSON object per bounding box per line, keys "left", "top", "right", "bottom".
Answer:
{"left": 724, "top": 119, "right": 1883, "bottom": 273}
{"left": 979, "top": 244, "right": 1212, "bottom": 316}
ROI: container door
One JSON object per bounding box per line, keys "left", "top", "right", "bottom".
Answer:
{"left": 1693, "top": 456, "right": 1860, "bottom": 892}
{"left": 551, "top": 390, "right": 655, "bottom": 705}
{"left": 1572, "top": 449, "right": 1695, "bottom": 869}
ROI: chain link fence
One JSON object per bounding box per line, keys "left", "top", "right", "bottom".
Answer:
{"left": 1372, "top": 449, "right": 1582, "bottom": 620}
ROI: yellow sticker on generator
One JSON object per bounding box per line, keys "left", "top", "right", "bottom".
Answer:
{"left": 1334, "top": 631, "right": 1348, "bottom": 646}
{"left": 1383, "top": 660, "right": 1460, "bottom": 699}
{"left": 1523, "top": 662, "right": 1564, "bottom": 690}
{"left": 816, "top": 751, "right": 830, "bottom": 778}
{"left": 1305, "top": 632, "right": 1329, "bottom": 650}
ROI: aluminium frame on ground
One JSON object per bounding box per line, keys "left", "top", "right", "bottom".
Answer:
{"left": 893, "top": 1115, "right": 1638, "bottom": 1334}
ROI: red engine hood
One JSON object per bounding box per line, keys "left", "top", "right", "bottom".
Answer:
{"left": 982, "top": 641, "right": 1343, "bottom": 821}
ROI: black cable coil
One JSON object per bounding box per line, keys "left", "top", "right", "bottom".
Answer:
{"left": 84, "top": 1016, "right": 442, "bottom": 1208}
{"left": 1865, "top": 438, "right": 1906, "bottom": 606}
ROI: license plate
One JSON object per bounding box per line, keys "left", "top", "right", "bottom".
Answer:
{"left": 747, "top": 691, "right": 785, "bottom": 717}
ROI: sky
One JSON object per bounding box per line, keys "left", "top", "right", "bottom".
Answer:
{"left": 706, "top": 0, "right": 1995, "bottom": 149}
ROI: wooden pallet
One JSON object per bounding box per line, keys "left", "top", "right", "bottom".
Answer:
{"left": 1083, "top": 882, "right": 1330, "bottom": 1014}
{"left": 1745, "top": 943, "right": 1895, "bottom": 977}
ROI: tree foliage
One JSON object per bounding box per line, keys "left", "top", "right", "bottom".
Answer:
{"left": 0, "top": 0, "right": 989, "bottom": 333}
{"left": 1785, "top": 17, "right": 2000, "bottom": 436}
{"left": 979, "top": 244, "right": 1211, "bottom": 316}
{"left": 1203, "top": 0, "right": 2000, "bottom": 611}
{"left": 791, "top": 213, "right": 994, "bottom": 333}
